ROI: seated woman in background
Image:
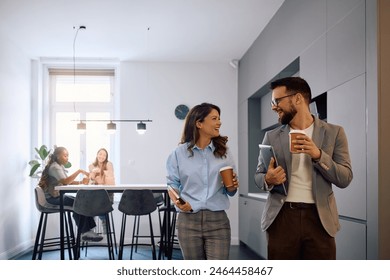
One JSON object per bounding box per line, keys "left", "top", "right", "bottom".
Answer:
{"left": 88, "top": 148, "right": 116, "bottom": 231}
{"left": 38, "top": 146, "right": 103, "bottom": 242}
{"left": 88, "top": 148, "right": 115, "bottom": 187}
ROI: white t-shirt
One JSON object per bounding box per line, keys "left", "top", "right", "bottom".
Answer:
{"left": 286, "top": 123, "right": 315, "bottom": 203}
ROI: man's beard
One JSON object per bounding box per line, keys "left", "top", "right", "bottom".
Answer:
{"left": 279, "top": 106, "right": 297, "bottom": 125}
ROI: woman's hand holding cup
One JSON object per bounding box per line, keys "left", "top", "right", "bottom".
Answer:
{"left": 220, "top": 166, "right": 239, "bottom": 192}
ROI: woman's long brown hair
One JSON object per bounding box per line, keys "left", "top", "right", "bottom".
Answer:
{"left": 181, "top": 103, "right": 228, "bottom": 158}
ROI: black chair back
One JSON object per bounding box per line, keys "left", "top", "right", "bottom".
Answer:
{"left": 118, "top": 189, "right": 157, "bottom": 216}
{"left": 73, "top": 189, "right": 113, "bottom": 217}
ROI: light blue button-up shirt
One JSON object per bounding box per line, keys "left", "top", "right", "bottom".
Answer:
{"left": 166, "top": 141, "right": 237, "bottom": 212}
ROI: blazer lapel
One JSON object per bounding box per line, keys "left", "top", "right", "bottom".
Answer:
{"left": 278, "top": 126, "right": 292, "bottom": 185}
{"left": 311, "top": 117, "right": 325, "bottom": 199}
{"left": 312, "top": 117, "right": 325, "bottom": 149}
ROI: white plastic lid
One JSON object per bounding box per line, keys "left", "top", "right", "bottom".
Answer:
{"left": 219, "top": 166, "right": 233, "bottom": 172}
{"left": 289, "top": 129, "right": 306, "bottom": 135}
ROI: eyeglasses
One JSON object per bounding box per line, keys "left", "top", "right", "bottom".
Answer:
{"left": 270, "top": 93, "right": 297, "bottom": 107}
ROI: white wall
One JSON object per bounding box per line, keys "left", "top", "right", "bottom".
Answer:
{"left": 0, "top": 35, "right": 34, "bottom": 259}
{"left": 119, "top": 61, "right": 240, "bottom": 243}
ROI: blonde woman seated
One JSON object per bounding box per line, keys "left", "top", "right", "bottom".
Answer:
{"left": 88, "top": 148, "right": 116, "bottom": 231}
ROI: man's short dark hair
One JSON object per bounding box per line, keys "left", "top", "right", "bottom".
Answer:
{"left": 270, "top": 76, "right": 312, "bottom": 103}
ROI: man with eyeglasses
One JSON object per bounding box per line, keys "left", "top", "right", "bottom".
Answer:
{"left": 254, "top": 76, "right": 353, "bottom": 259}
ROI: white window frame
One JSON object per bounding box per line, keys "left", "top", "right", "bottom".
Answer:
{"left": 45, "top": 65, "right": 119, "bottom": 176}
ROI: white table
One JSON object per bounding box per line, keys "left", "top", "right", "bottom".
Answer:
{"left": 55, "top": 184, "right": 172, "bottom": 260}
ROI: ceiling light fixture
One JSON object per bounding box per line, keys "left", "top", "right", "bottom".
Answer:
{"left": 136, "top": 122, "right": 147, "bottom": 135}
{"left": 77, "top": 121, "right": 86, "bottom": 134}
{"left": 107, "top": 121, "right": 117, "bottom": 134}
{"left": 75, "top": 119, "right": 152, "bottom": 134}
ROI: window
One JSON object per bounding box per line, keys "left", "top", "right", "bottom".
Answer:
{"left": 49, "top": 68, "right": 116, "bottom": 175}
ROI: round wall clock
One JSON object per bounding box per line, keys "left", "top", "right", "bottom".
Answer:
{"left": 174, "top": 104, "right": 189, "bottom": 120}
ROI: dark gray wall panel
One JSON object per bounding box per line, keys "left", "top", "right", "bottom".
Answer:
{"left": 326, "top": 1, "right": 365, "bottom": 89}
{"left": 300, "top": 35, "right": 327, "bottom": 97}
{"left": 328, "top": 74, "right": 366, "bottom": 220}
{"left": 336, "top": 218, "right": 366, "bottom": 259}
{"left": 239, "top": 196, "right": 266, "bottom": 258}
{"left": 327, "top": 0, "right": 365, "bottom": 29}
{"left": 238, "top": 101, "right": 249, "bottom": 194}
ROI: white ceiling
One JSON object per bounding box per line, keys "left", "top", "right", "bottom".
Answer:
{"left": 0, "top": 0, "right": 284, "bottom": 62}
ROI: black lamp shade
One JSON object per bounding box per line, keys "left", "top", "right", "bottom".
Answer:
{"left": 136, "top": 122, "right": 146, "bottom": 134}
{"left": 107, "top": 122, "right": 116, "bottom": 131}
{"left": 77, "top": 122, "right": 86, "bottom": 130}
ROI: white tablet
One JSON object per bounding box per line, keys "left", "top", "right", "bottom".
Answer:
{"left": 258, "top": 144, "right": 287, "bottom": 196}
{"left": 259, "top": 144, "right": 280, "bottom": 169}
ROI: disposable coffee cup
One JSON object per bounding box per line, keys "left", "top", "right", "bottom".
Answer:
{"left": 289, "top": 130, "right": 306, "bottom": 153}
{"left": 219, "top": 166, "right": 234, "bottom": 187}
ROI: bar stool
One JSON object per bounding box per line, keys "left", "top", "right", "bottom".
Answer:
{"left": 82, "top": 193, "right": 118, "bottom": 256}
{"left": 154, "top": 193, "right": 165, "bottom": 228}
{"left": 132, "top": 193, "right": 164, "bottom": 254}
{"left": 73, "top": 189, "right": 114, "bottom": 260}
{"left": 118, "top": 189, "right": 157, "bottom": 260}
{"left": 81, "top": 211, "right": 118, "bottom": 257}
{"left": 32, "top": 186, "right": 75, "bottom": 260}
{"left": 158, "top": 203, "right": 178, "bottom": 259}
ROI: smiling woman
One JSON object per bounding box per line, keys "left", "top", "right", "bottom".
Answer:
{"left": 166, "top": 102, "right": 239, "bottom": 260}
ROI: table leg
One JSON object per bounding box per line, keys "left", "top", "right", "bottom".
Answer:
{"left": 158, "top": 192, "right": 171, "bottom": 260}
{"left": 165, "top": 192, "right": 172, "bottom": 259}
{"left": 60, "top": 191, "right": 65, "bottom": 260}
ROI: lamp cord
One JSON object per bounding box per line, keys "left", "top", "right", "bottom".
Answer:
{"left": 72, "top": 26, "right": 85, "bottom": 113}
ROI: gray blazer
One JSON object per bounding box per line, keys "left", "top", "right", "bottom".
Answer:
{"left": 254, "top": 117, "right": 353, "bottom": 237}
